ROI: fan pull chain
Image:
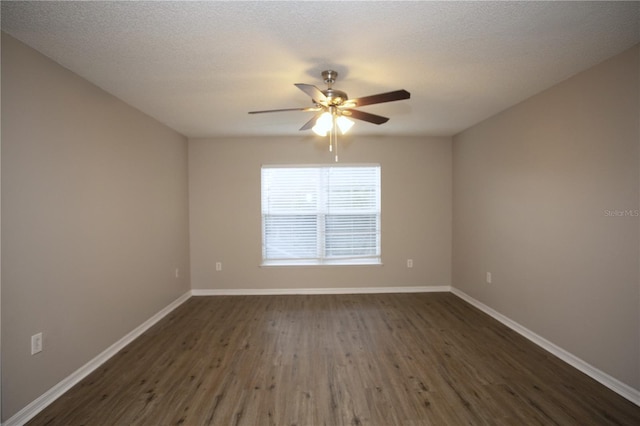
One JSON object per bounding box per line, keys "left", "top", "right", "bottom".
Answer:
{"left": 333, "top": 116, "right": 338, "bottom": 162}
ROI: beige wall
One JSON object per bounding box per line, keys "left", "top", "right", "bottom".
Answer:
{"left": 453, "top": 45, "right": 640, "bottom": 389}
{"left": 189, "top": 135, "right": 452, "bottom": 291}
{"left": 1, "top": 34, "right": 191, "bottom": 419}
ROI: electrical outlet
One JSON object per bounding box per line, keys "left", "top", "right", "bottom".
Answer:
{"left": 175, "top": 268, "right": 180, "bottom": 278}
{"left": 486, "top": 272, "right": 492, "bottom": 284}
{"left": 31, "top": 332, "right": 43, "bottom": 355}
{"left": 216, "top": 262, "right": 222, "bottom": 271}
{"left": 407, "top": 259, "right": 413, "bottom": 268}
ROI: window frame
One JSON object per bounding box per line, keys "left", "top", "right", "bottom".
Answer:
{"left": 261, "top": 164, "right": 382, "bottom": 267}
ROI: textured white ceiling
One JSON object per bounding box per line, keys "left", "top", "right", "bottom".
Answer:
{"left": 2, "top": 1, "right": 639, "bottom": 138}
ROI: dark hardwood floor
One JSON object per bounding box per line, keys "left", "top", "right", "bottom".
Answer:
{"left": 28, "top": 293, "right": 640, "bottom": 425}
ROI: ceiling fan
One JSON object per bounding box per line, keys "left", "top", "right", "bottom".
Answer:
{"left": 249, "top": 70, "right": 410, "bottom": 161}
{"left": 248, "top": 70, "right": 410, "bottom": 134}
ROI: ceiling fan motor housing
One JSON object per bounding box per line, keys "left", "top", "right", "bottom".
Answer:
{"left": 319, "top": 70, "right": 347, "bottom": 105}
{"left": 322, "top": 88, "right": 348, "bottom": 106}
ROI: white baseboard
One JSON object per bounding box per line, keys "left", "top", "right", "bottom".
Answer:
{"left": 3, "top": 291, "right": 192, "bottom": 426}
{"left": 450, "top": 287, "right": 640, "bottom": 406}
{"left": 191, "top": 285, "right": 451, "bottom": 296}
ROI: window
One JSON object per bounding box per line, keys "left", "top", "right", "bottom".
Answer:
{"left": 261, "top": 165, "right": 381, "bottom": 266}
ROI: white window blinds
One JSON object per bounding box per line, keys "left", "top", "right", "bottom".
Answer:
{"left": 261, "top": 165, "right": 381, "bottom": 266}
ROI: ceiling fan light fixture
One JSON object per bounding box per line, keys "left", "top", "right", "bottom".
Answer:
{"left": 312, "top": 111, "right": 333, "bottom": 136}
{"left": 336, "top": 115, "right": 354, "bottom": 134}
{"left": 312, "top": 127, "right": 327, "bottom": 137}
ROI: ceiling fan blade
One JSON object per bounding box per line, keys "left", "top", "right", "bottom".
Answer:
{"left": 299, "top": 112, "right": 323, "bottom": 131}
{"left": 346, "top": 109, "right": 389, "bottom": 125}
{"left": 350, "top": 89, "right": 410, "bottom": 107}
{"left": 295, "top": 83, "right": 328, "bottom": 104}
{"left": 248, "top": 107, "right": 318, "bottom": 114}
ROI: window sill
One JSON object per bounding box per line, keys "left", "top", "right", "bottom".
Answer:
{"left": 261, "top": 259, "right": 382, "bottom": 267}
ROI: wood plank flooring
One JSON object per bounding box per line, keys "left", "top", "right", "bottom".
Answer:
{"left": 28, "top": 293, "right": 640, "bottom": 425}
